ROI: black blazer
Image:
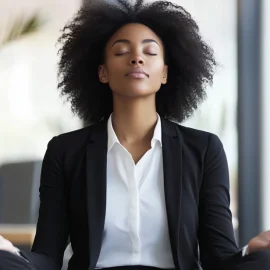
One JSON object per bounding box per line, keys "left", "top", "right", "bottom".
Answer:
{"left": 21, "top": 118, "right": 243, "bottom": 270}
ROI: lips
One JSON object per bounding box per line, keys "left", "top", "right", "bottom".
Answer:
{"left": 125, "top": 69, "right": 149, "bottom": 78}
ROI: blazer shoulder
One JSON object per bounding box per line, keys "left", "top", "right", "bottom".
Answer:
{"left": 48, "top": 122, "right": 105, "bottom": 152}
{"left": 171, "top": 121, "right": 223, "bottom": 150}
{"left": 57, "top": 125, "right": 92, "bottom": 143}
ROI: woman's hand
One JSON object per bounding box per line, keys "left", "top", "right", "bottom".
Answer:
{"left": 0, "top": 235, "right": 21, "bottom": 256}
{"left": 248, "top": 230, "right": 270, "bottom": 254}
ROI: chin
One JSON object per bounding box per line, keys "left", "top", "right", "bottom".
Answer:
{"left": 113, "top": 88, "right": 158, "bottom": 98}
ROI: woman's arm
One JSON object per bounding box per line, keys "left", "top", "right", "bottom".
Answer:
{"left": 20, "top": 136, "right": 70, "bottom": 270}
{"left": 198, "top": 134, "right": 240, "bottom": 270}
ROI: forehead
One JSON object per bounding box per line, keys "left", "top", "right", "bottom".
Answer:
{"left": 107, "top": 23, "right": 163, "bottom": 47}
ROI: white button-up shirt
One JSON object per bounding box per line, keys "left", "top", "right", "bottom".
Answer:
{"left": 96, "top": 114, "right": 175, "bottom": 269}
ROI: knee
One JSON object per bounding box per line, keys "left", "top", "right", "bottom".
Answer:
{"left": 0, "top": 250, "right": 33, "bottom": 270}
{"left": 0, "top": 250, "right": 12, "bottom": 259}
{"left": 252, "top": 250, "right": 270, "bottom": 268}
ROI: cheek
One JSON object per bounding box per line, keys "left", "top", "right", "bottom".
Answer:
{"left": 105, "top": 59, "right": 124, "bottom": 77}
{"left": 149, "top": 61, "right": 165, "bottom": 79}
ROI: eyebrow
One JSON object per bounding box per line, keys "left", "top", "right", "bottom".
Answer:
{"left": 112, "top": 39, "right": 159, "bottom": 47}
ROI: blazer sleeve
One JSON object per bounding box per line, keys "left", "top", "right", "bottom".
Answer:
{"left": 198, "top": 134, "right": 242, "bottom": 270}
{"left": 20, "top": 136, "right": 69, "bottom": 270}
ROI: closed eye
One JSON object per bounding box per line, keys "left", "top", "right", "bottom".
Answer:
{"left": 115, "top": 52, "right": 129, "bottom": 56}
{"left": 115, "top": 52, "right": 157, "bottom": 56}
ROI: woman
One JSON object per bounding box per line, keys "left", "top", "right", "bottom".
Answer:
{"left": 0, "top": 1, "right": 269, "bottom": 269}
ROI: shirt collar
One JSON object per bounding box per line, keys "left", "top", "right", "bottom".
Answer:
{"left": 107, "top": 113, "right": 162, "bottom": 152}
{"left": 152, "top": 114, "right": 162, "bottom": 147}
{"left": 107, "top": 114, "right": 120, "bottom": 152}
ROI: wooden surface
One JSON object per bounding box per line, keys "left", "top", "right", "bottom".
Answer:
{"left": 0, "top": 224, "right": 36, "bottom": 245}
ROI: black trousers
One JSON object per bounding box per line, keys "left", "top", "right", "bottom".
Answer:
{"left": 0, "top": 251, "right": 34, "bottom": 270}
{"left": 0, "top": 250, "right": 270, "bottom": 270}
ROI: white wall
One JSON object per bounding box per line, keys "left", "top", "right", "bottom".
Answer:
{"left": 261, "top": 0, "right": 270, "bottom": 231}
{"left": 0, "top": 0, "right": 80, "bottom": 30}
{"left": 0, "top": 0, "right": 82, "bottom": 165}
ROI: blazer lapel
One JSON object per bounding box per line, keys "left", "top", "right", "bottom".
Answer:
{"left": 161, "top": 118, "right": 183, "bottom": 270}
{"left": 86, "top": 121, "right": 108, "bottom": 270}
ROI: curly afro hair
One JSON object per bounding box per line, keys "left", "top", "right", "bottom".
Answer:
{"left": 57, "top": 0, "right": 216, "bottom": 125}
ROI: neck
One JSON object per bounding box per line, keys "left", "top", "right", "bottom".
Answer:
{"left": 112, "top": 95, "right": 158, "bottom": 144}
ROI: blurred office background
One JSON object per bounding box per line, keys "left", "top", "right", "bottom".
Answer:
{"left": 0, "top": 0, "right": 269, "bottom": 269}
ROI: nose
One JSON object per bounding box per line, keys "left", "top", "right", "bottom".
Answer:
{"left": 130, "top": 55, "right": 144, "bottom": 65}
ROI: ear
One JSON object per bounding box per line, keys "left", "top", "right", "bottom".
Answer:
{"left": 161, "top": 65, "right": 168, "bottom": 84}
{"left": 98, "top": 65, "right": 109, "bottom": 83}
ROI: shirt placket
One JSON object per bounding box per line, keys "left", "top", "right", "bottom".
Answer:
{"left": 127, "top": 156, "right": 141, "bottom": 264}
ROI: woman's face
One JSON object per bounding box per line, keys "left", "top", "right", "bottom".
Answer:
{"left": 99, "top": 23, "right": 168, "bottom": 98}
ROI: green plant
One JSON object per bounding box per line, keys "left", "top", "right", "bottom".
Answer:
{"left": 1, "top": 13, "right": 43, "bottom": 47}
